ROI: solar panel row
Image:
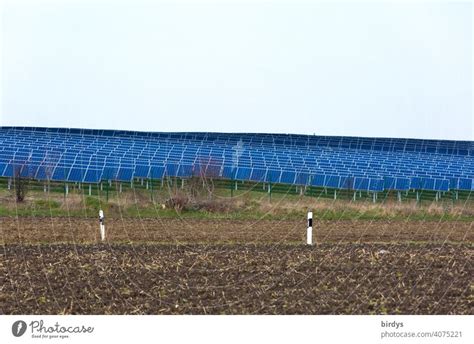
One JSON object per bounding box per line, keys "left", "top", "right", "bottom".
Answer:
{"left": 0, "top": 127, "right": 473, "bottom": 192}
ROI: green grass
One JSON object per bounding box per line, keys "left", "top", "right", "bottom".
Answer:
{"left": 0, "top": 202, "right": 473, "bottom": 221}
{"left": 34, "top": 199, "right": 61, "bottom": 209}
{"left": 1, "top": 177, "right": 473, "bottom": 221}
{"left": 84, "top": 196, "right": 102, "bottom": 210}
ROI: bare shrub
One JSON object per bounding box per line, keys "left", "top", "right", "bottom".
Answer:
{"left": 165, "top": 192, "right": 190, "bottom": 212}
{"left": 188, "top": 157, "right": 222, "bottom": 199}
{"left": 186, "top": 176, "right": 210, "bottom": 200}
{"left": 13, "top": 164, "right": 29, "bottom": 203}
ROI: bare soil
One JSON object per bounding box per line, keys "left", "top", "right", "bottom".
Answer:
{"left": 1, "top": 217, "right": 472, "bottom": 244}
{"left": 1, "top": 217, "right": 472, "bottom": 314}
{"left": 1, "top": 243, "right": 472, "bottom": 314}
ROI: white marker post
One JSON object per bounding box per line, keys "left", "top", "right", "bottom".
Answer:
{"left": 99, "top": 209, "right": 105, "bottom": 241}
{"left": 307, "top": 211, "right": 313, "bottom": 245}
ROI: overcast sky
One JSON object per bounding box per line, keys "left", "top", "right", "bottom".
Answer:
{"left": 1, "top": 0, "right": 472, "bottom": 140}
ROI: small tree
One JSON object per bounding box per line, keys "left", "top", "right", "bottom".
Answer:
{"left": 189, "top": 157, "right": 222, "bottom": 199}
{"left": 13, "top": 164, "right": 29, "bottom": 202}
{"left": 165, "top": 157, "right": 222, "bottom": 211}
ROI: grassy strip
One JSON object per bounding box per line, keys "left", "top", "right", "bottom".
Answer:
{"left": 2, "top": 183, "right": 473, "bottom": 221}
{"left": 1, "top": 204, "right": 473, "bottom": 221}
{"left": 1, "top": 176, "right": 473, "bottom": 202}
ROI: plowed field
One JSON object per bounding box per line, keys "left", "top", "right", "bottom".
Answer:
{"left": 1, "top": 217, "right": 472, "bottom": 314}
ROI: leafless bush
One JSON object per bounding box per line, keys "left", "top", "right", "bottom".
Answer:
{"left": 165, "top": 192, "right": 190, "bottom": 212}
{"left": 186, "top": 176, "right": 210, "bottom": 200}
{"left": 13, "top": 164, "right": 29, "bottom": 202}
{"left": 188, "top": 157, "right": 222, "bottom": 199}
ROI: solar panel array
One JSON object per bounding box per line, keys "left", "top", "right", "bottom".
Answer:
{"left": 1, "top": 126, "right": 473, "bottom": 192}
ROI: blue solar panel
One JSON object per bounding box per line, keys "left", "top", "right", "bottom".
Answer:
{"left": 340, "top": 176, "right": 354, "bottom": 189}
{"left": 422, "top": 178, "right": 436, "bottom": 190}
{"left": 311, "top": 174, "right": 325, "bottom": 187}
{"left": 0, "top": 127, "right": 472, "bottom": 194}
{"left": 116, "top": 167, "right": 133, "bottom": 181}
{"left": 102, "top": 166, "right": 118, "bottom": 180}
{"left": 222, "top": 166, "right": 236, "bottom": 180}
{"left": 20, "top": 164, "right": 38, "bottom": 178}
{"left": 207, "top": 164, "right": 222, "bottom": 178}
{"left": 395, "top": 178, "right": 410, "bottom": 191}
{"left": 2, "top": 164, "right": 13, "bottom": 177}
{"left": 325, "top": 175, "right": 340, "bottom": 188}
{"left": 250, "top": 168, "right": 266, "bottom": 182}
{"left": 280, "top": 171, "right": 296, "bottom": 184}
{"left": 177, "top": 164, "right": 193, "bottom": 178}
{"left": 384, "top": 177, "right": 410, "bottom": 191}
{"left": 295, "top": 172, "right": 310, "bottom": 186}
{"left": 68, "top": 167, "right": 86, "bottom": 182}
{"left": 84, "top": 169, "right": 101, "bottom": 182}
{"left": 165, "top": 163, "right": 178, "bottom": 177}
{"left": 236, "top": 167, "right": 251, "bottom": 181}
{"left": 354, "top": 177, "right": 369, "bottom": 191}
{"left": 458, "top": 178, "right": 472, "bottom": 190}
{"left": 35, "top": 165, "right": 48, "bottom": 180}
{"left": 410, "top": 177, "right": 422, "bottom": 190}
{"left": 265, "top": 169, "right": 281, "bottom": 183}
{"left": 384, "top": 177, "right": 396, "bottom": 190}
{"left": 449, "top": 178, "right": 459, "bottom": 190}
{"left": 435, "top": 179, "right": 449, "bottom": 191}
{"left": 369, "top": 178, "right": 384, "bottom": 192}
{"left": 188, "top": 162, "right": 201, "bottom": 176}
{"left": 52, "top": 167, "right": 70, "bottom": 181}
{"left": 149, "top": 166, "right": 165, "bottom": 179}
{"left": 411, "top": 177, "right": 450, "bottom": 191}
{"left": 134, "top": 165, "right": 150, "bottom": 178}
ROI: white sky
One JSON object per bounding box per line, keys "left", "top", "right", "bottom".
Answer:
{"left": 1, "top": 0, "right": 473, "bottom": 140}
